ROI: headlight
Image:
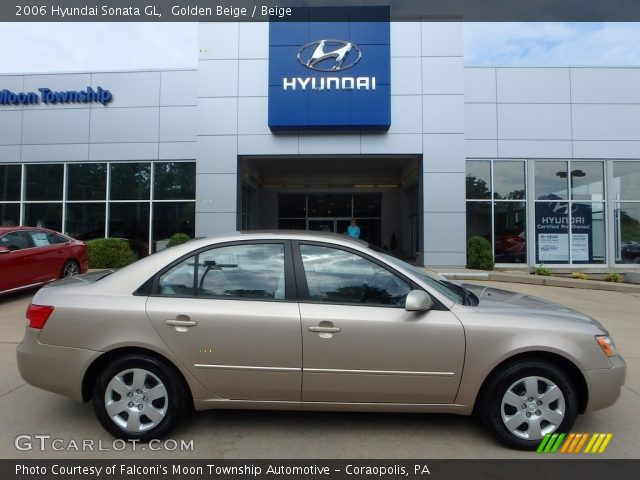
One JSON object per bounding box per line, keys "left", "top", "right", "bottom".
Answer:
{"left": 596, "top": 335, "right": 618, "bottom": 357}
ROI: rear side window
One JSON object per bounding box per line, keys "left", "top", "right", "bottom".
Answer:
{"left": 157, "top": 243, "right": 286, "bottom": 300}
{"left": 27, "top": 231, "right": 69, "bottom": 247}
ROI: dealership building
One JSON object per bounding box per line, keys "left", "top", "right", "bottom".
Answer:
{"left": 1, "top": 19, "right": 640, "bottom": 269}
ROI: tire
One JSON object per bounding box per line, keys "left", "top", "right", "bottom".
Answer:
{"left": 479, "top": 359, "right": 578, "bottom": 450}
{"left": 92, "top": 354, "right": 189, "bottom": 441}
{"left": 61, "top": 260, "right": 80, "bottom": 278}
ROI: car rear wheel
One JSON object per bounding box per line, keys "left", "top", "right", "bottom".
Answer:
{"left": 92, "top": 354, "right": 188, "bottom": 441}
{"left": 480, "top": 359, "right": 578, "bottom": 450}
{"left": 61, "top": 260, "right": 80, "bottom": 278}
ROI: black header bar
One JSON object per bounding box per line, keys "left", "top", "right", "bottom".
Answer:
{"left": 4, "top": 0, "right": 640, "bottom": 22}
{"left": 3, "top": 459, "right": 640, "bottom": 480}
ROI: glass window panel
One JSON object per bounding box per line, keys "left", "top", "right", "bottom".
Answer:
{"left": 466, "top": 202, "right": 492, "bottom": 244}
{"left": 308, "top": 193, "right": 351, "bottom": 217}
{"left": 534, "top": 202, "right": 569, "bottom": 263}
{"left": 534, "top": 161, "right": 568, "bottom": 200}
{"left": 25, "top": 164, "right": 63, "bottom": 201}
{"left": 493, "top": 161, "right": 525, "bottom": 200}
{"left": 571, "top": 162, "right": 604, "bottom": 201}
{"left": 152, "top": 202, "right": 195, "bottom": 253}
{"left": 278, "top": 194, "right": 306, "bottom": 218}
{"left": 494, "top": 202, "right": 527, "bottom": 263}
{"left": 154, "top": 162, "right": 196, "bottom": 200}
{"left": 24, "top": 203, "right": 62, "bottom": 231}
{"left": 353, "top": 193, "right": 382, "bottom": 217}
{"left": 613, "top": 162, "right": 640, "bottom": 201}
{"left": 300, "top": 244, "right": 410, "bottom": 306}
{"left": 571, "top": 202, "right": 605, "bottom": 264}
{"left": 65, "top": 203, "right": 106, "bottom": 241}
{"left": 67, "top": 163, "right": 107, "bottom": 201}
{"left": 278, "top": 219, "right": 306, "bottom": 230}
{"left": 352, "top": 218, "right": 382, "bottom": 247}
{"left": 110, "top": 163, "right": 150, "bottom": 200}
{"left": 198, "top": 244, "right": 285, "bottom": 300}
{"left": 0, "top": 165, "right": 21, "bottom": 201}
{"left": 0, "top": 203, "right": 19, "bottom": 226}
{"left": 616, "top": 203, "right": 640, "bottom": 264}
{"left": 158, "top": 255, "right": 196, "bottom": 296}
{"left": 109, "top": 202, "right": 149, "bottom": 258}
{"left": 465, "top": 161, "right": 491, "bottom": 199}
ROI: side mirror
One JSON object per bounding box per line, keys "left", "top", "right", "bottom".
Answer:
{"left": 0, "top": 246, "right": 10, "bottom": 254}
{"left": 405, "top": 290, "right": 433, "bottom": 312}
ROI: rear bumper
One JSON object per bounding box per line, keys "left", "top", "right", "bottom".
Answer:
{"left": 17, "top": 328, "right": 100, "bottom": 402}
{"left": 583, "top": 355, "right": 626, "bottom": 413}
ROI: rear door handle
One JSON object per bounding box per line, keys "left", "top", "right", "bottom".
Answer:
{"left": 308, "top": 325, "right": 341, "bottom": 333}
{"left": 165, "top": 316, "right": 197, "bottom": 327}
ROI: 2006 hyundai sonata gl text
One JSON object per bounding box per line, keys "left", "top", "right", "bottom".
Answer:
{"left": 17, "top": 231, "right": 626, "bottom": 449}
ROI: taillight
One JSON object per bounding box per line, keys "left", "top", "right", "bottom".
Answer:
{"left": 26, "top": 304, "right": 54, "bottom": 329}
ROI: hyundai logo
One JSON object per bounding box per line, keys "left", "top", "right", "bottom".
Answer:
{"left": 297, "top": 39, "right": 362, "bottom": 72}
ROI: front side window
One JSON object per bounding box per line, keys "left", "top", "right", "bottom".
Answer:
{"left": 0, "top": 231, "right": 31, "bottom": 251}
{"left": 158, "top": 243, "right": 286, "bottom": 300}
{"left": 299, "top": 244, "right": 410, "bottom": 306}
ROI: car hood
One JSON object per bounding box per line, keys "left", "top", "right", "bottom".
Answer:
{"left": 460, "top": 283, "right": 605, "bottom": 330}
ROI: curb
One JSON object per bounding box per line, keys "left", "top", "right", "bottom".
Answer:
{"left": 440, "top": 271, "right": 640, "bottom": 293}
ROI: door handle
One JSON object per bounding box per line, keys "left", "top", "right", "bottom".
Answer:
{"left": 165, "top": 316, "right": 197, "bottom": 327}
{"left": 308, "top": 325, "right": 341, "bottom": 333}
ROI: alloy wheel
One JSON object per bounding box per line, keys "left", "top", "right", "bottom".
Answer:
{"left": 500, "top": 375, "right": 566, "bottom": 440}
{"left": 104, "top": 368, "right": 168, "bottom": 433}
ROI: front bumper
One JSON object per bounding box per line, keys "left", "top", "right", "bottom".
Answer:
{"left": 17, "top": 328, "right": 101, "bottom": 402}
{"left": 583, "top": 355, "right": 626, "bottom": 413}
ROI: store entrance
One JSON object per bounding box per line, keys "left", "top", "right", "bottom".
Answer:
{"left": 308, "top": 219, "right": 350, "bottom": 234}
{"left": 238, "top": 155, "right": 422, "bottom": 260}
{"left": 277, "top": 192, "right": 383, "bottom": 245}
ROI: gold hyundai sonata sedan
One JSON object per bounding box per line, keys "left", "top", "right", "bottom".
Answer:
{"left": 16, "top": 231, "right": 626, "bottom": 449}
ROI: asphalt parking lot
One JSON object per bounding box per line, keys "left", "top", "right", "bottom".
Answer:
{"left": 0, "top": 282, "right": 638, "bottom": 459}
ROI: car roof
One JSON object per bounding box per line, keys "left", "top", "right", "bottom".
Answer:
{"left": 237, "top": 229, "right": 370, "bottom": 247}
{"left": 0, "top": 225, "right": 58, "bottom": 235}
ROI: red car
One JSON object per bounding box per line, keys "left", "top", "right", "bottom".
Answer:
{"left": 0, "top": 226, "right": 88, "bottom": 295}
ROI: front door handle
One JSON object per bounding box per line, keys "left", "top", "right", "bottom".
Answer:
{"left": 308, "top": 325, "right": 341, "bottom": 333}
{"left": 165, "top": 316, "right": 197, "bottom": 327}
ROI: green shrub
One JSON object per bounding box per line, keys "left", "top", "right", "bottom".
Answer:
{"left": 533, "top": 264, "right": 551, "bottom": 276}
{"left": 466, "top": 236, "right": 495, "bottom": 271}
{"left": 605, "top": 272, "right": 623, "bottom": 283}
{"left": 86, "top": 238, "right": 137, "bottom": 269}
{"left": 570, "top": 272, "right": 589, "bottom": 280}
{"left": 166, "top": 233, "right": 191, "bottom": 248}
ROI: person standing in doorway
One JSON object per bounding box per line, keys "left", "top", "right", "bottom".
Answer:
{"left": 346, "top": 218, "right": 360, "bottom": 239}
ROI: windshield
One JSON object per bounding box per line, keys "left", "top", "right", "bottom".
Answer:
{"left": 375, "top": 251, "right": 465, "bottom": 304}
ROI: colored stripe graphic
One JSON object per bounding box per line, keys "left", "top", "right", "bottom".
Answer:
{"left": 537, "top": 433, "right": 613, "bottom": 454}
{"left": 537, "top": 433, "right": 565, "bottom": 453}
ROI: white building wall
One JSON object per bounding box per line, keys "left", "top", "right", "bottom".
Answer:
{"left": 0, "top": 69, "right": 197, "bottom": 165}
{"left": 464, "top": 65, "right": 640, "bottom": 159}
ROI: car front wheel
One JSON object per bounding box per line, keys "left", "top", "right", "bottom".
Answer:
{"left": 92, "top": 354, "right": 188, "bottom": 441}
{"left": 480, "top": 359, "right": 578, "bottom": 450}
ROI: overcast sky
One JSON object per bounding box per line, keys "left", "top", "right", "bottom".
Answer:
{"left": 1, "top": 22, "right": 640, "bottom": 74}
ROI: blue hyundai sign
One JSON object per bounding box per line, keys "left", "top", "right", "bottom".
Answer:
{"left": 268, "top": 9, "right": 390, "bottom": 131}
